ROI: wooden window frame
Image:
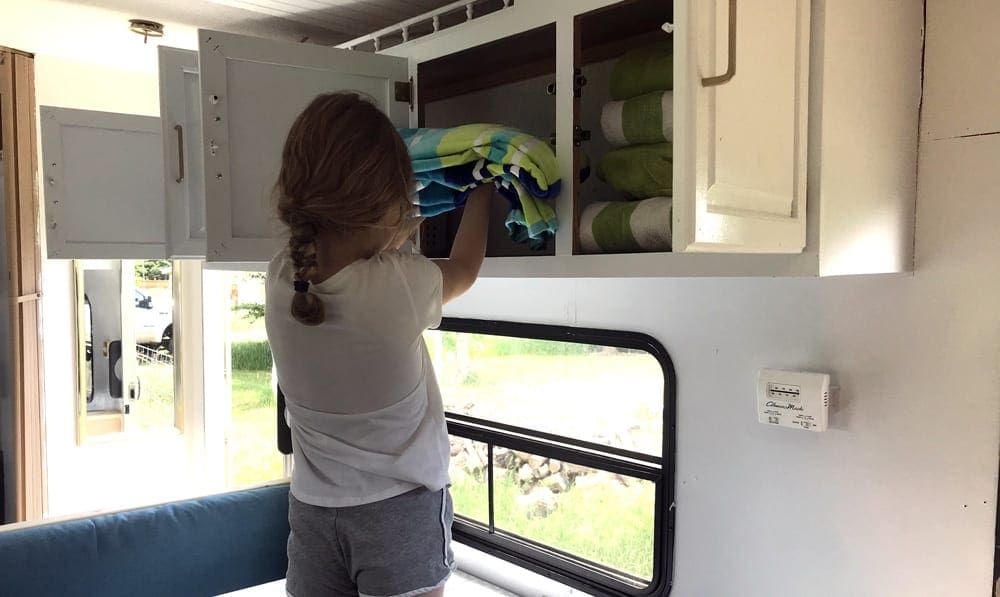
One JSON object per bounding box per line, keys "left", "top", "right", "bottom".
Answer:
{"left": 0, "top": 47, "right": 46, "bottom": 522}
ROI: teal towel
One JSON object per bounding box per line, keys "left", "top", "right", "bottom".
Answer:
{"left": 579, "top": 197, "right": 672, "bottom": 254}
{"left": 400, "top": 125, "right": 560, "bottom": 247}
{"left": 597, "top": 143, "right": 673, "bottom": 199}
{"left": 610, "top": 42, "right": 673, "bottom": 100}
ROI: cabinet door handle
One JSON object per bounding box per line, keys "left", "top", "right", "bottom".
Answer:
{"left": 174, "top": 124, "right": 185, "bottom": 183}
{"left": 701, "top": 0, "right": 737, "bottom": 87}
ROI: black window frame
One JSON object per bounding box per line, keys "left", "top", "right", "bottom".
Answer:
{"left": 436, "top": 317, "right": 676, "bottom": 597}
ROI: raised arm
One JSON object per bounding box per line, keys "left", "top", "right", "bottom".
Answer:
{"left": 434, "top": 185, "right": 493, "bottom": 304}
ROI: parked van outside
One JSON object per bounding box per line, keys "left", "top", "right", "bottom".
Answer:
{"left": 134, "top": 288, "right": 172, "bottom": 352}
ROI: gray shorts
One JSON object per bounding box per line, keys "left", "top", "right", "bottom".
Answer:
{"left": 286, "top": 487, "right": 456, "bottom": 597}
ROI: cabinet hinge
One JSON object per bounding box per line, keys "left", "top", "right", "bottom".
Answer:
{"left": 546, "top": 69, "right": 588, "bottom": 98}
{"left": 394, "top": 79, "right": 413, "bottom": 111}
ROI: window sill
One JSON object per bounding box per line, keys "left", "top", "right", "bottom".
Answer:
{"left": 79, "top": 425, "right": 183, "bottom": 446}
{"left": 211, "top": 561, "right": 577, "bottom": 597}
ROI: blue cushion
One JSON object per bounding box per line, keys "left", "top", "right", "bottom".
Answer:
{"left": 0, "top": 484, "right": 290, "bottom": 597}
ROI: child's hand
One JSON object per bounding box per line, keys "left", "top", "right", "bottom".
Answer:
{"left": 467, "top": 184, "right": 496, "bottom": 204}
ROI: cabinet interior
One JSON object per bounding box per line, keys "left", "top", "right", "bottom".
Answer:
{"left": 574, "top": 0, "right": 674, "bottom": 256}
{"left": 418, "top": 24, "right": 557, "bottom": 259}
{"left": 418, "top": 1, "right": 674, "bottom": 260}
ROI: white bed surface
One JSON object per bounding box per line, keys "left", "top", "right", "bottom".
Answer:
{"left": 216, "top": 570, "right": 518, "bottom": 596}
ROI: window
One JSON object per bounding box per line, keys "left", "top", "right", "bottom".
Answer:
{"left": 73, "top": 259, "right": 178, "bottom": 439}
{"left": 203, "top": 270, "right": 286, "bottom": 488}
{"left": 426, "top": 319, "right": 675, "bottom": 596}
{"left": 131, "top": 260, "right": 176, "bottom": 432}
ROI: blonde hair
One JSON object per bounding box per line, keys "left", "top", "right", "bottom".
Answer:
{"left": 276, "top": 93, "right": 414, "bottom": 325}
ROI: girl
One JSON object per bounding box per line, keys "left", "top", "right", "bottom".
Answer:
{"left": 265, "top": 93, "right": 494, "bottom": 597}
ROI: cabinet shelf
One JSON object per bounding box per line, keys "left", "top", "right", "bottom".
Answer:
{"left": 478, "top": 251, "right": 814, "bottom": 278}
{"left": 418, "top": 24, "right": 556, "bottom": 105}
{"left": 578, "top": 0, "right": 672, "bottom": 65}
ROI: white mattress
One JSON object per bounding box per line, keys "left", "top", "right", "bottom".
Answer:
{"left": 216, "top": 570, "right": 518, "bottom": 596}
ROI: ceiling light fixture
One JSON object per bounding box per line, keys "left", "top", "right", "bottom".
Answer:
{"left": 129, "top": 19, "right": 164, "bottom": 44}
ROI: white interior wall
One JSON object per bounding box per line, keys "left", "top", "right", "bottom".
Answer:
{"left": 438, "top": 4, "right": 999, "bottom": 596}
{"left": 1, "top": 0, "right": 204, "bottom": 517}
{"left": 0, "top": 0, "right": 995, "bottom": 593}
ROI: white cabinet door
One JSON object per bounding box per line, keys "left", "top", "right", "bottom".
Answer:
{"left": 198, "top": 30, "right": 411, "bottom": 263}
{"left": 159, "top": 47, "right": 206, "bottom": 259}
{"left": 673, "top": 0, "right": 810, "bottom": 253}
{"left": 41, "top": 107, "right": 167, "bottom": 259}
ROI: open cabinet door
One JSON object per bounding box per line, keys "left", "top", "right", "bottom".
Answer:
{"left": 198, "top": 30, "right": 411, "bottom": 263}
{"left": 159, "top": 47, "right": 206, "bottom": 259}
{"left": 672, "top": 0, "right": 809, "bottom": 253}
{"left": 40, "top": 107, "right": 167, "bottom": 259}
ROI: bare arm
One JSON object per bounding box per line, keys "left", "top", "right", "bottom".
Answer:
{"left": 434, "top": 185, "right": 493, "bottom": 304}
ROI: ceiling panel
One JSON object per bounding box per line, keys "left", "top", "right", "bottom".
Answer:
{"left": 62, "top": 0, "right": 460, "bottom": 44}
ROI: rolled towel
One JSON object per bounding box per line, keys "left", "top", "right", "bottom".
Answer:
{"left": 580, "top": 197, "right": 672, "bottom": 254}
{"left": 610, "top": 42, "right": 673, "bottom": 101}
{"left": 601, "top": 90, "right": 673, "bottom": 147}
{"left": 597, "top": 143, "right": 672, "bottom": 199}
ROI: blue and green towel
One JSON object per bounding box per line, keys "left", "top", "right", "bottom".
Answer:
{"left": 400, "top": 125, "right": 561, "bottom": 248}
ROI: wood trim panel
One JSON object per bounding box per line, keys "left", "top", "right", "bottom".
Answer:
{"left": 417, "top": 24, "right": 556, "bottom": 104}
{"left": 85, "top": 412, "right": 124, "bottom": 437}
{"left": 1, "top": 47, "right": 46, "bottom": 522}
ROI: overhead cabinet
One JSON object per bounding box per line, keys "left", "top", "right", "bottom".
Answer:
{"left": 191, "top": 0, "right": 918, "bottom": 276}
{"left": 48, "top": 0, "right": 920, "bottom": 277}
{"left": 41, "top": 107, "right": 167, "bottom": 259}
{"left": 159, "top": 46, "right": 206, "bottom": 259}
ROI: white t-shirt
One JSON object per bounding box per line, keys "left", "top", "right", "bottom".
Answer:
{"left": 264, "top": 247, "right": 450, "bottom": 507}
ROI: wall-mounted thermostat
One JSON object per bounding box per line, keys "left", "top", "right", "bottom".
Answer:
{"left": 757, "top": 369, "right": 830, "bottom": 432}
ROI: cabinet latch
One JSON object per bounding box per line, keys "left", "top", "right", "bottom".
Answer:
{"left": 394, "top": 79, "right": 413, "bottom": 111}
{"left": 545, "top": 69, "right": 588, "bottom": 98}
{"left": 548, "top": 126, "right": 592, "bottom": 147}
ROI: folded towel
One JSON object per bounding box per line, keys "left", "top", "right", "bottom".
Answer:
{"left": 601, "top": 91, "right": 673, "bottom": 147}
{"left": 580, "top": 197, "right": 672, "bottom": 254}
{"left": 597, "top": 143, "right": 673, "bottom": 199}
{"left": 610, "top": 42, "right": 673, "bottom": 101}
{"left": 400, "top": 125, "right": 560, "bottom": 248}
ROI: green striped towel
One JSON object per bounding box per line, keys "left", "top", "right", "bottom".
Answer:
{"left": 597, "top": 143, "right": 672, "bottom": 199}
{"left": 601, "top": 90, "right": 673, "bottom": 147}
{"left": 580, "top": 197, "right": 672, "bottom": 254}
{"left": 610, "top": 42, "right": 673, "bottom": 101}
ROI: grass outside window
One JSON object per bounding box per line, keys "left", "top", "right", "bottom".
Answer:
{"left": 430, "top": 320, "right": 674, "bottom": 596}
